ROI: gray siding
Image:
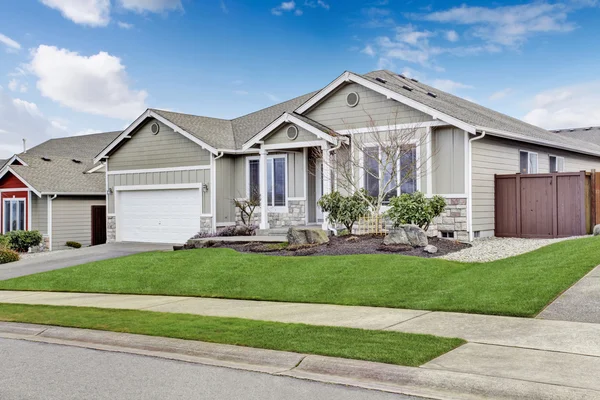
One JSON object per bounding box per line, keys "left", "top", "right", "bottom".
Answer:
{"left": 264, "top": 123, "right": 317, "bottom": 145}
{"left": 31, "top": 194, "right": 48, "bottom": 235}
{"left": 432, "top": 127, "right": 465, "bottom": 194}
{"left": 307, "top": 83, "right": 433, "bottom": 131}
{"left": 109, "top": 118, "right": 211, "bottom": 171}
{"left": 52, "top": 196, "right": 105, "bottom": 250}
{"left": 471, "top": 135, "right": 600, "bottom": 233}
{"left": 216, "top": 156, "right": 236, "bottom": 224}
{"left": 107, "top": 169, "right": 211, "bottom": 214}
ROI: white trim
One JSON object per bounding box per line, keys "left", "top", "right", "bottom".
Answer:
{"left": 519, "top": 150, "right": 539, "bottom": 174}
{"left": 2, "top": 155, "right": 29, "bottom": 167}
{"left": 428, "top": 193, "right": 468, "bottom": 198}
{"left": 295, "top": 72, "right": 477, "bottom": 134}
{"left": 467, "top": 131, "right": 487, "bottom": 241}
{"left": 107, "top": 165, "right": 211, "bottom": 175}
{"left": 27, "top": 191, "right": 32, "bottom": 231}
{"left": 288, "top": 197, "right": 306, "bottom": 201}
{"left": 85, "top": 163, "right": 105, "bottom": 174}
{"left": 40, "top": 192, "right": 104, "bottom": 196}
{"left": 216, "top": 222, "right": 236, "bottom": 227}
{"left": 114, "top": 183, "right": 203, "bottom": 192}
{"left": 0, "top": 188, "right": 29, "bottom": 193}
{"left": 337, "top": 121, "right": 449, "bottom": 135}
{"left": 242, "top": 113, "right": 338, "bottom": 150}
{"left": 94, "top": 109, "right": 219, "bottom": 164}
{"left": 107, "top": 213, "right": 116, "bottom": 217}
{"left": 426, "top": 126, "right": 433, "bottom": 196}
{"left": 210, "top": 154, "right": 217, "bottom": 233}
{"left": 303, "top": 147, "right": 309, "bottom": 225}
{"left": 262, "top": 140, "right": 325, "bottom": 151}
{"left": 549, "top": 154, "right": 566, "bottom": 173}
{"left": 1, "top": 197, "right": 26, "bottom": 234}
{"left": 246, "top": 154, "right": 289, "bottom": 209}
{"left": 215, "top": 149, "right": 260, "bottom": 154}
{"left": 47, "top": 195, "right": 52, "bottom": 250}
{"left": 0, "top": 167, "right": 41, "bottom": 197}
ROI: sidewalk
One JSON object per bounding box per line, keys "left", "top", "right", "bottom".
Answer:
{"left": 2, "top": 290, "right": 600, "bottom": 397}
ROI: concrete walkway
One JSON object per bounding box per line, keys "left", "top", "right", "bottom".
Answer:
{"left": 537, "top": 266, "right": 600, "bottom": 323}
{"left": 3, "top": 289, "right": 600, "bottom": 396}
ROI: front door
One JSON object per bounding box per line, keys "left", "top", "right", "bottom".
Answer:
{"left": 91, "top": 205, "right": 107, "bottom": 246}
{"left": 315, "top": 159, "right": 323, "bottom": 222}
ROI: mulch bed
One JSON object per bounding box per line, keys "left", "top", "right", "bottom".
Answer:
{"left": 207, "top": 235, "right": 470, "bottom": 258}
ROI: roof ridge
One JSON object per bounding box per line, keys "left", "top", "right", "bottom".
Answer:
{"left": 232, "top": 91, "right": 319, "bottom": 122}
{"left": 150, "top": 108, "right": 231, "bottom": 122}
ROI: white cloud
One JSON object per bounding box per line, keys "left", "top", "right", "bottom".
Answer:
{"left": 422, "top": 2, "right": 583, "bottom": 46}
{"left": 220, "top": 0, "right": 228, "bottom": 14}
{"left": 489, "top": 88, "right": 513, "bottom": 101}
{"left": 431, "top": 79, "right": 473, "bottom": 93}
{"left": 361, "top": 44, "right": 376, "bottom": 57}
{"left": 272, "top": 1, "right": 297, "bottom": 15}
{"left": 40, "top": 0, "right": 111, "bottom": 26}
{"left": 395, "top": 24, "right": 434, "bottom": 45}
{"left": 304, "top": 0, "right": 329, "bottom": 9}
{"left": 7, "top": 79, "right": 27, "bottom": 93}
{"left": 29, "top": 45, "right": 148, "bottom": 120}
{"left": 265, "top": 93, "right": 281, "bottom": 102}
{"left": 294, "top": 9, "right": 303, "bottom": 16}
{"left": 445, "top": 30, "right": 459, "bottom": 42}
{"left": 117, "top": 0, "right": 182, "bottom": 13}
{"left": 0, "top": 87, "right": 68, "bottom": 158}
{"left": 73, "top": 128, "right": 102, "bottom": 136}
{"left": 117, "top": 21, "right": 134, "bottom": 29}
{"left": 281, "top": 1, "right": 296, "bottom": 10}
{"left": 0, "top": 33, "right": 21, "bottom": 52}
{"left": 523, "top": 82, "right": 600, "bottom": 129}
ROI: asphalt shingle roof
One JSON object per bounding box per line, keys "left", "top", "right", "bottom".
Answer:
{"left": 552, "top": 126, "right": 600, "bottom": 147}
{"left": 2, "top": 131, "right": 120, "bottom": 194}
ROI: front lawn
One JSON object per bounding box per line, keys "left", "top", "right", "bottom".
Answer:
{"left": 0, "top": 304, "right": 464, "bottom": 367}
{"left": 1, "top": 236, "right": 599, "bottom": 317}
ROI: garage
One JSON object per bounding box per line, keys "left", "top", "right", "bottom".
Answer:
{"left": 116, "top": 187, "right": 202, "bottom": 244}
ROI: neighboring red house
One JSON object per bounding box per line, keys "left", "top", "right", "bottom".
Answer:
{"left": 0, "top": 169, "right": 29, "bottom": 233}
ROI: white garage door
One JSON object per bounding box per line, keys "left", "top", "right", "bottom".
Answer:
{"left": 118, "top": 188, "right": 202, "bottom": 244}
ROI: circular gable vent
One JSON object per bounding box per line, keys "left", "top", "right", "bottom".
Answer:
{"left": 286, "top": 125, "right": 299, "bottom": 140}
{"left": 150, "top": 122, "right": 160, "bottom": 135}
{"left": 346, "top": 92, "right": 360, "bottom": 107}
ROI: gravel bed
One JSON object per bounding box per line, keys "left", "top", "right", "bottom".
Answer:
{"left": 440, "top": 236, "right": 583, "bottom": 263}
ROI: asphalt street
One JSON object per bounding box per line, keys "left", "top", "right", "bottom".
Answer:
{"left": 0, "top": 338, "right": 423, "bottom": 400}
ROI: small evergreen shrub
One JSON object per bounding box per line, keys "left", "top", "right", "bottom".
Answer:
{"left": 66, "top": 241, "right": 82, "bottom": 249}
{"left": 386, "top": 192, "right": 447, "bottom": 230}
{"left": 5, "top": 230, "right": 43, "bottom": 253}
{"left": 0, "top": 235, "right": 9, "bottom": 249}
{"left": 0, "top": 248, "right": 20, "bottom": 264}
{"left": 318, "top": 190, "right": 371, "bottom": 232}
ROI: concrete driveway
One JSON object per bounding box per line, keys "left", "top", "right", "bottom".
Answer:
{"left": 0, "top": 242, "right": 173, "bottom": 281}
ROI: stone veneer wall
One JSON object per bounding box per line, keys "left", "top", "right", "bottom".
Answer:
{"left": 235, "top": 200, "right": 305, "bottom": 228}
{"left": 428, "top": 197, "right": 468, "bottom": 241}
{"left": 106, "top": 215, "right": 213, "bottom": 243}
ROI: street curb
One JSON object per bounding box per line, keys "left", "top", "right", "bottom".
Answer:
{"left": 0, "top": 322, "right": 597, "bottom": 400}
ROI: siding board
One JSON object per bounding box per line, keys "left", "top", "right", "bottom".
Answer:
{"left": 52, "top": 196, "right": 105, "bottom": 250}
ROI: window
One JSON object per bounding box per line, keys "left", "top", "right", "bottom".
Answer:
{"left": 3, "top": 198, "right": 25, "bottom": 233}
{"left": 549, "top": 155, "right": 565, "bottom": 173}
{"left": 247, "top": 156, "right": 287, "bottom": 208}
{"left": 363, "top": 144, "right": 417, "bottom": 202}
{"left": 519, "top": 151, "right": 538, "bottom": 174}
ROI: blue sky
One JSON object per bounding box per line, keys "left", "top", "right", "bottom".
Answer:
{"left": 1, "top": 0, "right": 600, "bottom": 158}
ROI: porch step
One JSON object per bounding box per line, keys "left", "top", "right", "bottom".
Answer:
{"left": 256, "top": 225, "right": 323, "bottom": 237}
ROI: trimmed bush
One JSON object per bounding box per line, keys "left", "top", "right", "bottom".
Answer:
{"left": 0, "top": 235, "right": 9, "bottom": 249}
{"left": 0, "top": 248, "right": 20, "bottom": 264}
{"left": 318, "top": 190, "right": 371, "bottom": 232}
{"left": 6, "top": 230, "right": 43, "bottom": 253}
{"left": 66, "top": 241, "right": 82, "bottom": 249}
{"left": 386, "top": 192, "right": 447, "bottom": 230}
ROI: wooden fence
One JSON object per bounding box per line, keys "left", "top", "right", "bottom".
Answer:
{"left": 495, "top": 171, "right": 599, "bottom": 239}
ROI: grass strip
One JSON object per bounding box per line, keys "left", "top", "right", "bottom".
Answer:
{"left": 0, "top": 303, "right": 464, "bottom": 367}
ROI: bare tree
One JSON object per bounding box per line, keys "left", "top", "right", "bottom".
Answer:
{"left": 314, "top": 114, "right": 434, "bottom": 216}
{"left": 233, "top": 187, "right": 261, "bottom": 227}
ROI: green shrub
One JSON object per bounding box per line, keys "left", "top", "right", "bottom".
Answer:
{"left": 0, "top": 248, "right": 20, "bottom": 264}
{"left": 386, "top": 192, "right": 447, "bottom": 230}
{"left": 318, "top": 190, "right": 371, "bottom": 232}
{"left": 6, "top": 230, "right": 43, "bottom": 253}
{"left": 0, "top": 235, "right": 9, "bottom": 249}
{"left": 66, "top": 241, "right": 82, "bottom": 249}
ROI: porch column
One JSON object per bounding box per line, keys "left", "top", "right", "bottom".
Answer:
{"left": 321, "top": 142, "right": 332, "bottom": 231}
{"left": 259, "top": 147, "right": 269, "bottom": 230}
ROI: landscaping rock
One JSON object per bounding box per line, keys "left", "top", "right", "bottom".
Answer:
{"left": 287, "top": 227, "right": 329, "bottom": 245}
{"left": 594, "top": 225, "right": 600, "bottom": 236}
{"left": 424, "top": 245, "right": 438, "bottom": 254}
{"left": 384, "top": 225, "right": 428, "bottom": 247}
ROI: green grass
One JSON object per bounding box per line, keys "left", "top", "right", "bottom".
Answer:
{"left": 1, "top": 236, "right": 599, "bottom": 317}
{"left": 0, "top": 303, "right": 464, "bottom": 367}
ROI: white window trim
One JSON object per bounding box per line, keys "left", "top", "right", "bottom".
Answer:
{"left": 246, "top": 154, "right": 289, "bottom": 213}
{"left": 2, "top": 197, "right": 26, "bottom": 234}
{"left": 549, "top": 154, "right": 565, "bottom": 173}
{"left": 519, "top": 150, "right": 539, "bottom": 174}
{"left": 107, "top": 165, "right": 211, "bottom": 175}
{"left": 358, "top": 139, "right": 421, "bottom": 202}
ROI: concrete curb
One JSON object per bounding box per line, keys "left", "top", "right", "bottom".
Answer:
{"left": 0, "top": 322, "right": 598, "bottom": 400}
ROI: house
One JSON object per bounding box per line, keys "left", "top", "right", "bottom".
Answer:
{"left": 92, "top": 69, "right": 600, "bottom": 244}
{"left": 0, "top": 132, "right": 120, "bottom": 250}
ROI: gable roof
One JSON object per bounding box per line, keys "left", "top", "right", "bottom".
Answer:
{"left": 1, "top": 131, "right": 120, "bottom": 195}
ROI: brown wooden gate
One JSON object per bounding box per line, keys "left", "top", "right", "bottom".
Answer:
{"left": 91, "top": 205, "right": 107, "bottom": 246}
{"left": 495, "top": 171, "right": 593, "bottom": 238}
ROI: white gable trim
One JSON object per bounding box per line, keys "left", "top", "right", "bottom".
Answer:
{"left": 295, "top": 71, "right": 477, "bottom": 135}
{"left": 85, "top": 163, "right": 105, "bottom": 174}
{"left": 242, "top": 113, "right": 338, "bottom": 151}
{"left": 3, "top": 155, "right": 29, "bottom": 167}
{"left": 0, "top": 167, "right": 41, "bottom": 197}
{"left": 94, "top": 110, "right": 219, "bottom": 164}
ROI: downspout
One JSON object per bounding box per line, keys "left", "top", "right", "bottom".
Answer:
{"left": 48, "top": 194, "right": 57, "bottom": 251}
{"left": 210, "top": 153, "right": 223, "bottom": 234}
{"left": 323, "top": 139, "right": 344, "bottom": 235}
{"left": 467, "top": 131, "right": 486, "bottom": 241}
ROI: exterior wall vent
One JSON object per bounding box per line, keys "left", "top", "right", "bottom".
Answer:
{"left": 286, "top": 125, "right": 299, "bottom": 141}
{"left": 346, "top": 92, "right": 360, "bottom": 107}
{"left": 440, "top": 231, "right": 455, "bottom": 239}
{"left": 150, "top": 122, "right": 160, "bottom": 135}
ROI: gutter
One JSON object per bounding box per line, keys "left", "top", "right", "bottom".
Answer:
{"left": 467, "top": 131, "right": 486, "bottom": 242}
